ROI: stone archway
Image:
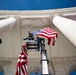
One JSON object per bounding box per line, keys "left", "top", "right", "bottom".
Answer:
{"left": 69, "top": 64, "right": 76, "bottom": 75}
{"left": 0, "top": 65, "right": 4, "bottom": 75}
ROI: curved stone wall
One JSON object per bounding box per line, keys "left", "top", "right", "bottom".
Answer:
{"left": 0, "top": 7, "right": 76, "bottom": 58}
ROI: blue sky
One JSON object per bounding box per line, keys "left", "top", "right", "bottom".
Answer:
{"left": 0, "top": 0, "right": 76, "bottom": 10}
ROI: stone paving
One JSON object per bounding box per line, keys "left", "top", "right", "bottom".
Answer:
{"left": 0, "top": 57, "right": 76, "bottom": 75}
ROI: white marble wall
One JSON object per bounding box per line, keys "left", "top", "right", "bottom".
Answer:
{"left": 0, "top": 23, "right": 76, "bottom": 58}
{"left": 0, "top": 8, "right": 76, "bottom": 58}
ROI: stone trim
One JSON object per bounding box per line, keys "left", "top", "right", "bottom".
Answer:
{"left": 0, "top": 7, "right": 76, "bottom": 15}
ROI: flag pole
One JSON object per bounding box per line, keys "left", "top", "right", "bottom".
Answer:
{"left": 40, "top": 38, "right": 50, "bottom": 75}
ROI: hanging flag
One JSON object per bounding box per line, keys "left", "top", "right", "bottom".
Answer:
{"left": 30, "top": 27, "right": 58, "bottom": 46}
{"left": 16, "top": 44, "right": 28, "bottom": 75}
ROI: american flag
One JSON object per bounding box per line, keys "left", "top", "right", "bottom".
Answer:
{"left": 37, "top": 27, "right": 58, "bottom": 45}
{"left": 30, "top": 27, "right": 58, "bottom": 46}
{"left": 16, "top": 44, "right": 28, "bottom": 75}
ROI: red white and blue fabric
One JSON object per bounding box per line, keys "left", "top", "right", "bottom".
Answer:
{"left": 16, "top": 44, "right": 28, "bottom": 75}
{"left": 30, "top": 27, "right": 58, "bottom": 46}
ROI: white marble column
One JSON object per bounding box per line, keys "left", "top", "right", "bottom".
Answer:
{"left": 52, "top": 15, "right": 76, "bottom": 47}
{"left": 0, "top": 17, "right": 16, "bottom": 36}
